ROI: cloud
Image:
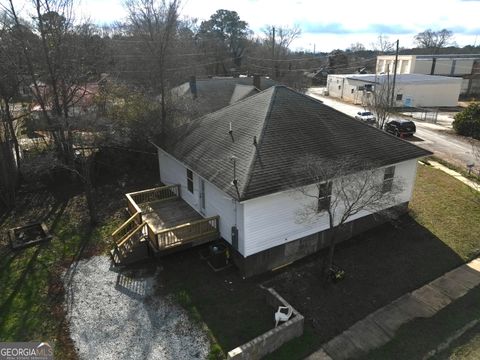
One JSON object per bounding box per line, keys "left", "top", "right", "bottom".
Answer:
{"left": 449, "top": 26, "right": 480, "bottom": 35}
{"left": 301, "top": 22, "right": 413, "bottom": 35}
{"left": 302, "top": 22, "right": 352, "bottom": 34}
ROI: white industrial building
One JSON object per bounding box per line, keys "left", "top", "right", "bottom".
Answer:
{"left": 376, "top": 54, "right": 480, "bottom": 96}
{"left": 326, "top": 73, "right": 462, "bottom": 107}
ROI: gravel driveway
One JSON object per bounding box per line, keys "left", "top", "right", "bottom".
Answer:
{"left": 63, "top": 256, "right": 209, "bottom": 360}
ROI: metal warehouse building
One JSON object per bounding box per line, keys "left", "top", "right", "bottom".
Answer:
{"left": 326, "top": 73, "right": 463, "bottom": 108}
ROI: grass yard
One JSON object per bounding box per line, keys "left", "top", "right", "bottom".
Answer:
{"left": 410, "top": 164, "right": 480, "bottom": 261}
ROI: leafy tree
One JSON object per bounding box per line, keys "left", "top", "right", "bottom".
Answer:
{"left": 414, "top": 29, "right": 454, "bottom": 53}
{"left": 198, "top": 9, "right": 250, "bottom": 69}
{"left": 453, "top": 102, "right": 480, "bottom": 140}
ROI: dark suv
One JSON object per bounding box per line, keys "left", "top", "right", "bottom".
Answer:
{"left": 385, "top": 119, "right": 416, "bottom": 137}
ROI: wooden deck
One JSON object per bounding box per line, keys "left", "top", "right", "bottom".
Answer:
{"left": 141, "top": 198, "right": 204, "bottom": 233}
{"left": 119, "top": 185, "right": 220, "bottom": 254}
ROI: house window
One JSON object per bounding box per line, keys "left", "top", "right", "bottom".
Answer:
{"left": 351, "top": 88, "right": 355, "bottom": 94}
{"left": 317, "top": 182, "right": 332, "bottom": 212}
{"left": 187, "top": 169, "right": 194, "bottom": 193}
{"left": 382, "top": 166, "right": 395, "bottom": 193}
{"left": 364, "top": 84, "right": 373, "bottom": 92}
{"left": 338, "top": 85, "right": 341, "bottom": 90}
{"left": 396, "top": 94, "right": 403, "bottom": 101}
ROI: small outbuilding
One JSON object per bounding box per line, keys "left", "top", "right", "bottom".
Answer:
{"left": 326, "top": 73, "right": 462, "bottom": 107}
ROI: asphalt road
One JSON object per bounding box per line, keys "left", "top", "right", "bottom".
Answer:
{"left": 307, "top": 88, "right": 478, "bottom": 170}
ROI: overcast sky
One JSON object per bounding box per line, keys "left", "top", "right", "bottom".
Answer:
{"left": 14, "top": 0, "right": 480, "bottom": 52}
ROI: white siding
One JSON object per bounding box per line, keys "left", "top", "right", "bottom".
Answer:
{"left": 157, "top": 148, "right": 245, "bottom": 253}
{"left": 393, "top": 81, "right": 461, "bottom": 107}
{"left": 242, "top": 159, "right": 419, "bottom": 257}
{"left": 326, "top": 75, "right": 365, "bottom": 104}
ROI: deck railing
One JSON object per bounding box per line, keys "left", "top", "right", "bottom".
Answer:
{"left": 155, "top": 216, "right": 220, "bottom": 250}
{"left": 111, "top": 212, "right": 142, "bottom": 244}
{"left": 126, "top": 184, "right": 180, "bottom": 216}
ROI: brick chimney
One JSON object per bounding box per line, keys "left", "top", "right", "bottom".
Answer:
{"left": 253, "top": 74, "right": 261, "bottom": 89}
{"left": 189, "top": 76, "right": 197, "bottom": 99}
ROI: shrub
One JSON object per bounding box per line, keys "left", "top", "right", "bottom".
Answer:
{"left": 453, "top": 102, "right": 480, "bottom": 139}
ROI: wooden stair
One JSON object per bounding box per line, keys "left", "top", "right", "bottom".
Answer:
{"left": 110, "top": 212, "right": 148, "bottom": 266}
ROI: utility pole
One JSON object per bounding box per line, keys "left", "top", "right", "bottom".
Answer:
{"left": 272, "top": 26, "right": 275, "bottom": 79}
{"left": 391, "top": 39, "right": 399, "bottom": 107}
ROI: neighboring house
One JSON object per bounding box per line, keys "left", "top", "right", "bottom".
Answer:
{"left": 304, "top": 68, "right": 330, "bottom": 86}
{"left": 147, "top": 85, "right": 431, "bottom": 277}
{"left": 376, "top": 54, "right": 480, "bottom": 97}
{"left": 170, "top": 75, "right": 277, "bottom": 119}
{"left": 326, "top": 73, "right": 462, "bottom": 107}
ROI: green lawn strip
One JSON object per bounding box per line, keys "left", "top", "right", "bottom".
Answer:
{"left": 361, "top": 285, "right": 480, "bottom": 360}
{"left": 410, "top": 164, "right": 480, "bottom": 261}
{"left": 0, "top": 212, "right": 118, "bottom": 358}
{"left": 263, "top": 325, "right": 322, "bottom": 360}
{"left": 436, "top": 322, "right": 480, "bottom": 359}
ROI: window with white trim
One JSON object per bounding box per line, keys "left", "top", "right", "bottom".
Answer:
{"left": 382, "top": 166, "right": 395, "bottom": 193}
{"left": 187, "top": 169, "right": 194, "bottom": 193}
{"left": 318, "top": 181, "right": 332, "bottom": 212}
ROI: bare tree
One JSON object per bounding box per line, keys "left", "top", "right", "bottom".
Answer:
{"left": 262, "top": 24, "right": 301, "bottom": 78}
{"left": 294, "top": 155, "right": 404, "bottom": 281}
{"left": 414, "top": 29, "right": 454, "bottom": 53}
{"left": 364, "top": 74, "right": 396, "bottom": 129}
{"left": 125, "top": 0, "right": 180, "bottom": 136}
{"left": 348, "top": 42, "right": 366, "bottom": 53}
{"left": 4, "top": 0, "right": 108, "bottom": 224}
{"left": 372, "top": 34, "right": 394, "bottom": 53}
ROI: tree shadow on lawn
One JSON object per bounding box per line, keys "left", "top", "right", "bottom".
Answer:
{"left": 262, "top": 214, "right": 467, "bottom": 359}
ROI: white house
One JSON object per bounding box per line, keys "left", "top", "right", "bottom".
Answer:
{"left": 327, "top": 73, "right": 462, "bottom": 108}
{"left": 376, "top": 54, "right": 480, "bottom": 96}
{"left": 153, "top": 85, "right": 431, "bottom": 276}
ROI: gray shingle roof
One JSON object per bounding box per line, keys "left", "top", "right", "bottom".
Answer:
{"left": 164, "top": 86, "right": 432, "bottom": 201}
{"left": 170, "top": 77, "right": 276, "bottom": 117}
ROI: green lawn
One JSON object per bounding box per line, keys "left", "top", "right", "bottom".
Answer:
{"left": 410, "top": 164, "right": 480, "bottom": 261}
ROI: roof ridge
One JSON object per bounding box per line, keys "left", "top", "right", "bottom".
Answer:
{"left": 240, "top": 87, "right": 279, "bottom": 199}
{"left": 189, "top": 85, "right": 277, "bottom": 121}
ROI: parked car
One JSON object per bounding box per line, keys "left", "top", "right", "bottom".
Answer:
{"left": 385, "top": 119, "right": 416, "bottom": 137}
{"left": 354, "top": 111, "right": 376, "bottom": 125}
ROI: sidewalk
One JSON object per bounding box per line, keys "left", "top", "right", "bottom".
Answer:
{"left": 428, "top": 160, "right": 480, "bottom": 192}
{"left": 306, "top": 258, "right": 480, "bottom": 360}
